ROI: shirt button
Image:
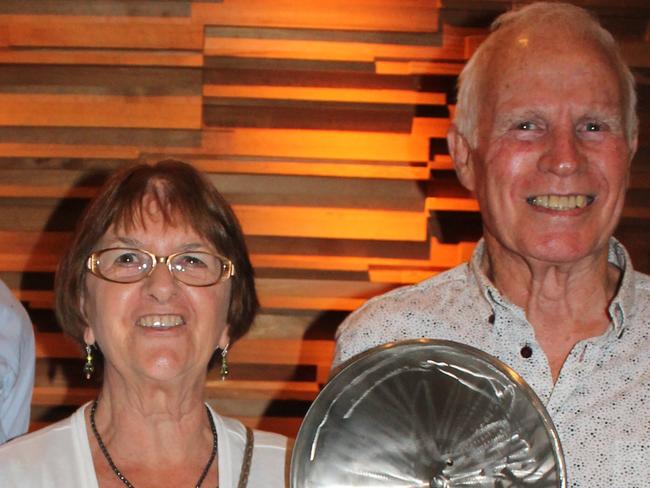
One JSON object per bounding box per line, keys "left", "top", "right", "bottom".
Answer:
{"left": 520, "top": 345, "right": 533, "bottom": 358}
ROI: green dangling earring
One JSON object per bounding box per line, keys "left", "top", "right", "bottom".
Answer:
{"left": 83, "top": 343, "right": 95, "bottom": 380}
{"left": 220, "top": 344, "right": 230, "bottom": 381}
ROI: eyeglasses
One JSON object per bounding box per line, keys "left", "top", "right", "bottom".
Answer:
{"left": 86, "top": 247, "right": 235, "bottom": 287}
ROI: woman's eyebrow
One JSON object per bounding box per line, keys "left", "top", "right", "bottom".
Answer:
{"left": 103, "top": 236, "right": 143, "bottom": 248}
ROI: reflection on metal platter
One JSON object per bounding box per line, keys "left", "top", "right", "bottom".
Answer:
{"left": 291, "top": 339, "right": 566, "bottom": 487}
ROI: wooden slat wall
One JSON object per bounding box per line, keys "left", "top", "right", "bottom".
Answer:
{"left": 0, "top": 0, "right": 648, "bottom": 439}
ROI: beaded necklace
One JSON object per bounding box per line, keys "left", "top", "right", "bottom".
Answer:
{"left": 89, "top": 400, "right": 218, "bottom": 488}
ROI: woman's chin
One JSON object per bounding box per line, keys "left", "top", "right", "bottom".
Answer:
{"left": 132, "top": 349, "right": 201, "bottom": 383}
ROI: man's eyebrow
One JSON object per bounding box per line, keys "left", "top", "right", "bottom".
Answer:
{"left": 494, "top": 109, "right": 543, "bottom": 127}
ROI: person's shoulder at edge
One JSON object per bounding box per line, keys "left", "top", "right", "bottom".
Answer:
{"left": 332, "top": 262, "right": 472, "bottom": 366}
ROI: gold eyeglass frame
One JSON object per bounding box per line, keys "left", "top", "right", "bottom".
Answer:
{"left": 86, "top": 247, "right": 235, "bottom": 287}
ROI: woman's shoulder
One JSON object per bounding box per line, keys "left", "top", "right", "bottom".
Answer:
{"left": 209, "top": 408, "right": 289, "bottom": 487}
{"left": 0, "top": 409, "right": 87, "bottom": 484}
{"left": 0, "top": 413, "right": 75, "bottom": 458}
{"left": 218, "top": 413, "right": 288, "bottom": 449}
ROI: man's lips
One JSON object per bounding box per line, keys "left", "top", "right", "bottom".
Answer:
{"left": 526, "top": 194, "right": 595, "bottom": 211}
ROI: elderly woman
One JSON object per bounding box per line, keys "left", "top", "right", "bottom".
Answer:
{"left": 0, "top": 160, "right": 287, "bottom": 487}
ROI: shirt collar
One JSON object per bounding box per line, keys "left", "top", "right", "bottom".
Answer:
{"left": 607, "top": 237, "right": 636, "bottom": 336}
{"left": 468, "top": 237, "right": 636, "bottom": 336}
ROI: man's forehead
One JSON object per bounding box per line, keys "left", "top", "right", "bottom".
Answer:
{"left": 485, "top": 29, "right": 618, "bottom": 90}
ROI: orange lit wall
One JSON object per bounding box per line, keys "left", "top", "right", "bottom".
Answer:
{"left": 0, "top": 1, "right": 648, "bottom": 437}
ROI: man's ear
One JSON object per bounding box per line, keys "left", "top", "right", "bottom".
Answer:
{"left": 447, "top": 124, "right": 476, "bottom": 192}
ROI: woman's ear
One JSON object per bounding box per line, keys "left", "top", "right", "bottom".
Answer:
{"left": 218, "top": 326, "right": 230, "bottom": 351}
{"left": 83, "top": 325, "right": 95, "bottom": 346}
{"left": 447, "top": 124, "right": 477, "bottom": 192}
{"left": 79, "top": 292, "right": 93, "bottom": 344}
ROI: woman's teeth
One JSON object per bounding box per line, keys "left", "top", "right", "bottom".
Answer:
{"left": 137, "top": 315, "right": 185, "bottom": 329}
{"left": 527, "top": 194, "right": 594, "bottom": 210}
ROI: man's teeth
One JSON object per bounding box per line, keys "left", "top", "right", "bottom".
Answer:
{"left": 527, "top": 194, "right": 593, "bottom": 210}
{"left": 137, "top": 315, "right": 185, "bottom": 329}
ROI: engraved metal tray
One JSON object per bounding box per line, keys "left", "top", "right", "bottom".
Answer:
{"left": 291, "top": 339, "right": 566, "bottom": 487}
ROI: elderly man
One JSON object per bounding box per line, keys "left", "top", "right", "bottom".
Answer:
{"left": 0, "top": 279, "right": 34, "bottom": 444}
{"left": 333, "top": 2, "right": 649, "bottom": 486}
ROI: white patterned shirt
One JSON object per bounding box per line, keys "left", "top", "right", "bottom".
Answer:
{"left": 334, "top": 238, "right": 650, "bottom": 488}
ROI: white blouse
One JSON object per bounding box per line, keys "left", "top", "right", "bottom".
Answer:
{"left": 0, "top": 402, "right": 288, "bottom": 487}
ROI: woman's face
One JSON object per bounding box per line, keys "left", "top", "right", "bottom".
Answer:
{"left": 82, "top": 205, "right": 231, "bottom": 386}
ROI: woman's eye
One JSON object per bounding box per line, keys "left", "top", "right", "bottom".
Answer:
{"left": 115, "top": 252, "right": 141, "bottom": 266}
{"left": 180, "top": 254, "right": 207, "bottom": 268}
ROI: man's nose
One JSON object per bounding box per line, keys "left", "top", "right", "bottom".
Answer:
{"left": 538, "top": 128, "right": 585, "bottom": 176}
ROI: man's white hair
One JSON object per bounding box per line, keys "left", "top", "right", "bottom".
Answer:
{"left": 453, "top": 2, "right": 638, "bottom": 149}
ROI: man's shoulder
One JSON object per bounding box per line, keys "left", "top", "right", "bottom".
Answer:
{"left": 633, "top": 269, "right": 650, "bottom": 290}
{"left": 332, "top": 263, "right": 483, "bottom": 366}
{"left": 339, "top": 263, "right": 471, "bottom": 331}
{"left": 630, "top": 269, "right": 650, "bottom": 314}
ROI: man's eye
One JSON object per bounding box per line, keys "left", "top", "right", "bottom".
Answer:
{"left": 585, "top": 122, "right": 602, "bottom": 132}
{"left": 517, "top": 121, "right": 537, "bottom": 130}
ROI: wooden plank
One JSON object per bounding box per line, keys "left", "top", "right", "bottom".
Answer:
{"left": 0, "top": 171, "right": 427, "bottom": 210}
{"left": 192, "top": 0, "right": 441, "bottom": 33}
{"left": 0, "top": 128, "right": 201, "bottom": 151}
{"left": 203, "top": 37, "right": 464, "bottom": 62}
{"left": 203, "top": 102, "right": 415, "bottom": 133}
{"left": 368, "top": 265, "right": 440, "bottom": 284}
{"left": 0, "top": 94, "right": 202, "bottom": 129}
{"left": 190, "top": 158, "right": 430, "bottom": 180}
{"left": 0, "top": 200, "right": 429, "bottom": 239}
{"left": 0, "top": 127, "right": 431, "bottom": 162}
{"left": 203, "top": 85, "right": 447, "bottom": 105}
{"left": 2, "top": 16, "right": 203, "bottom": 50}
{"left": 203, "top": 68, "right": 417, "bottom": 91}
{"left": 200, "top": 128, "right": 430, "bottom": 162}
{"left": 0, "top": 1, "right": 193, "bottom": 17}
{"left": 375, "top": 60, "right": 465, "bottom": 75}
{"left": 425, "top": 183, "right": 479, "bottom": 212}
{"left": 236, "top": 205, "right": 428, "bottom": 241}
{"left": 0, "top": 49, "right": 203, "bottom": 67}
{"left": 0, "top": 65, "right": 201, "bottom": 95}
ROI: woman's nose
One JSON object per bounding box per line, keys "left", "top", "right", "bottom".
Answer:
{"left": 144, "top": 259, "right": 178, "bottom": 302}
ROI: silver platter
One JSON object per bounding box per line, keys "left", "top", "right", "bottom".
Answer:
{"left": 291, "top": 339, "right": 566, "bottom": 487}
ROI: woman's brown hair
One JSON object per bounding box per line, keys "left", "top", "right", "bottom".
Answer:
{"left": 55, "top": 160, "right": 258, "bottom": 349}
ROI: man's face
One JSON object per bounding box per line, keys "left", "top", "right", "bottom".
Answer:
{"left": 455, "top": 35, "right": 635, "bottom": 266}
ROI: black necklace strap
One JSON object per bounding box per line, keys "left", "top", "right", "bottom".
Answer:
{"left": 89, "top": 400, "right": 218, "bottom": 488}
{"left": 237, "top": 426, "right": 254, "bottom": 488}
